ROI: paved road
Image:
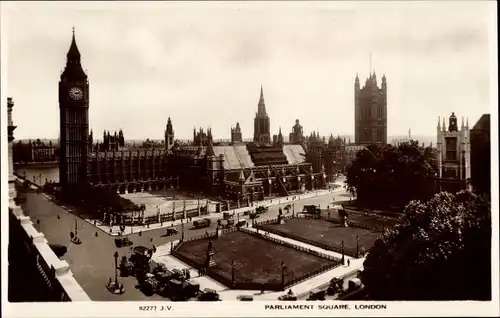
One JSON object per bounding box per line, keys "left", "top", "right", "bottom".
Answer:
{"left": 18, "top": 182, "right": 352, "bottom": 301}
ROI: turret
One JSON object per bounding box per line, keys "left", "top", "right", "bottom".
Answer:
{"left": 449, "top": 112, "right": 458, "bottom": 132}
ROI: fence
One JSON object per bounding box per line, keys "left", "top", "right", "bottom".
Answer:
{"left": 238, "top": 227, "right": 339, "bottom": 262}
{"left": 254, "top": 217, "right": 360, "bottom": 258}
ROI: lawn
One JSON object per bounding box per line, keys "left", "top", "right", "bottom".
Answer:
{"left": 175, "top": 231, "right": 337, "bottom": 286}
{"left": 258, "top": 218, "right": 382, "bottom": 256}
{"left": 327, "top": 209, "right": 402, "bottom": 229}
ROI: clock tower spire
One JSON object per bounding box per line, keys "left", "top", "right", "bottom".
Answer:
{"left": 59, "top": 27, "right": 90, "bottom": 195}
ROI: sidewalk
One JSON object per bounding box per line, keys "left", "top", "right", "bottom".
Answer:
{"left": 150, "top": 225, "right": 364, "bottom": 301}
{"left": 88, "top": 188, "right": 339, "bottom": 236}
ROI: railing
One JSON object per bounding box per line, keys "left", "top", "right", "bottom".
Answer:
{"left": 255, "top": 217, "right": 359, "bottom": 257}
{"left": 240, "top": 227, "right": 338, "bottom": 261}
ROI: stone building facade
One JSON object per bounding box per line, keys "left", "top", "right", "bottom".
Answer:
{"left": 436, "top": 112, "right": 471, "bottom": 192}
{"left": 354, "top": 72, "right": 387, "bottom": 146}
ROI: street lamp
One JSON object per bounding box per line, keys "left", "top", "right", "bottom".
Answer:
{"left": 181, "top": 223, "right": 185, "bottom": 241}
{"left": 341, "top": 240, "right": 345, "bottom": 265}
{"left": 113, "top": 251, "right": 119, "bottom": 286}
{"left": 231, "top": 260, "right": 236, "bottom": 287}
{"left": 356, "top": 236, "right": 359, "bottom": 258}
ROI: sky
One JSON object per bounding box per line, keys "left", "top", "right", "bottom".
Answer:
{"left": 1, "top": 1, "right": 496, "bottom": 141}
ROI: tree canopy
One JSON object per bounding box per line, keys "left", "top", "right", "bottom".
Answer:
{"left": 346, "top": 141, "right": 438, "bottom": 209}
{"left": 360, "top": 191, "right": 491, "bottom": 300}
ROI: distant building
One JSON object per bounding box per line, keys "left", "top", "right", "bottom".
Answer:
{"left": 289, "top": 119, "right": 304, "bottom": 145}
{"left": 253, "top": 86, "right": 271, "bottom": 144}
{"left": 470, "top": 114, "right": 490, "bottom": 195}
{"left": 165, "top": 117, "right": 174, "bottom": 151}
{"left": 231, "top": 122, "right": 243, "bottom": 144}
{"left": 436, "top": 113, "right": 471, "bottom": 192}
{"left": 354, "top": 72, "right": 387, "bottom": 146}
{"left": 193, "top": 127, "right": 212, "bottom": 146}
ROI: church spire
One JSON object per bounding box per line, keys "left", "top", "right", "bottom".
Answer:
{"left": 61, "top": 27, "right": 87, "bottom": 81}
{"left": 257, "top": 85, "right": 267, "bottom": 117}
{"left": 67, "top": 26, "right": 81, "bottom": 62}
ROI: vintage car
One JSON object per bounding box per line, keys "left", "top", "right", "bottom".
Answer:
{"left": 248, "top": 212, "right": 260, "bottom": 219}
{"left": 141, "top": 274, "right": 162, "bottom": 296}
{"left": 119, "top": 257, "right": 134, "bottom": 277}
{"left": 278, "top": 289, "right": 298, "bottom": 301}
{"left": 255, "top": 206, "right": 268, "bottom": 214}
{"left": 306, "top": 290, "right": 326, "bottom": 301}
{"left": 237, "top": 295, "right": 254, "bottom": 301}
{"left": 302, "top": 205, "right": 321, "bottom": 214}
{"left": 193, "top": 218, "right": 211, "bottom": 229}
{"left": 165, "top": 227, "right": 179, "bottom": 236}
{"left": 223, "top": 212, "right": 231, "bottom": 220}
{"left": 114, "top": 237, "right": 133, "bottom": 248}
{"left": 235, "top": 220, "right": 247, "bottom": 228}
{"left": 197, "top": 288, "right": 221, "bottom": 301}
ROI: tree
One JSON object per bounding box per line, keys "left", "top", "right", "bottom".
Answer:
{"left": 346, "top": 141, "right": 438, "bottom": 209}
{"left": 360, "top": 191, "right": 491, "bottom": 300}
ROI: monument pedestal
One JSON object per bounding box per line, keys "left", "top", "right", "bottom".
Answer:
{"left": 206, "top": 252, "right": 216, "bottom": 268}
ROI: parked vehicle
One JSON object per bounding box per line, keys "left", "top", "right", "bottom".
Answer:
{"left": 236, "top": 220, "right": 247, "bottom": 228}
{"left": 249, "top": 212, "right": 260, "bottom": 219}
{"left": 119, "top": 256, "right": 134, "bottom": 277}
{"left": 193, "top": 218, "right": 211, "bottom": 229}
{"left": 347, "top": 278, "right": 362, "bottom": 292}
{"left": 255, "top": 206, "right": 268, "bottom": 214}
{"left": 302, "top": 205, "right": 321, "bottom": 214}
{"left": 307, "top": 290, "right": 326, "bottom": 301}
{"left": 165, "top": 227, "right": 178, "bottom": 236}
{"left": 237, "top": 295, "right": 254, "bottom": 301}
{"left": 114, "top": 237, "right": 133, "bottom": 248}
{"left": 197, "top": 288, "right": 221, "bottom": 301}
{"left": 223, "top": 212, "right": 231, "bottom": 220}
{"left": 278, "top": 290, "right": 298, "bottom": 301}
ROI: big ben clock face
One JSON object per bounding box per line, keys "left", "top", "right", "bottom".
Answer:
{"left": 69, "top": 87, "right": 83, "bottom": 100}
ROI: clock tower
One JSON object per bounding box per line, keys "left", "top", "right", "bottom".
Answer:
{"left": 59, "top": 27, "right": 89, "bottom": 193}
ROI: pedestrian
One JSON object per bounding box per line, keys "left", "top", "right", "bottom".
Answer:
{"left": 37, "top": 219, "right": 40, "bottom": 225}
{"left": 57, "top": 215, "right": 60, "bottom": 220}
{"left": 150, "top": 238, "right": 153, "bottom": 242}
{"left": 261, "top": 283, "right": 265, "bottom": 294}
{"left": 95, "top": 231, "right": 98, "bottom": 237}
{"left": 347, "top": 259, "right": 350, "bottom": 266}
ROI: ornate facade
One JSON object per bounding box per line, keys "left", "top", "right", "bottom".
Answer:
{"left": 354, "top": 72, "right": 387, "bottom": 145}
{"left": 436, "top": 112, "right": 471, "bottom": 192}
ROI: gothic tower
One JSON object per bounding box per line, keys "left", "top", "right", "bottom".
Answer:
{"left": 165, "top": 117, "right": 174, "bottom": 150}
{"left": 253, "top": 85, "right": 271, "bottom": 144}
{"left": 354, "top": 72, "right": 387, "bottom": 145}
{"left": 59, "top": 28, "right": 89, "bottom": 193}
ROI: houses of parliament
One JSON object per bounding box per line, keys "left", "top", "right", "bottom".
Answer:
{"left": 54, "top": 30, "right": 388, "bottom": 203}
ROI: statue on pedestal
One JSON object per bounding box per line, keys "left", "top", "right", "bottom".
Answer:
{"left": 205, "top": 238, "right": 216, "bottom": 268}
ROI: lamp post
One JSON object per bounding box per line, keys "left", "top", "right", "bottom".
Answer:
{"left": 181, "top": 222, "right": 185, "bottom": 241}
{"left": 231, "top": 260, "right": 236, "bottom": 287}
{"left": 281, "top": 260, "right": 286, "bottom": 288}
{"left": 341, "top": 240, "right": 345, "bottom": 265}
{"left": 356, "top": 236, "right": 359, "bottom": 258}
{"left": 113, "top": 251, "right": 119, "bottom": 286}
